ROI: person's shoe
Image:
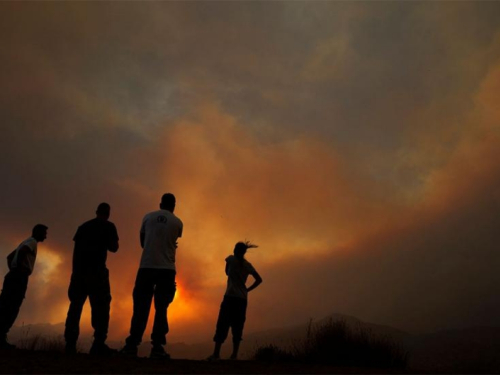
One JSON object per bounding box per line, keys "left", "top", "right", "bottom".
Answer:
{"left": 119, "top": 344, "right": 138, "bottom": 357}
{"left": 65, "top": 342, "right": 77, "bottom": 355}
{"left": 206, "top": 354, "right": 221, "bottom": 362}
{"left": 150, "top": 345, "right": 170, "bottom": 359}
{"left": 0, "top": 339, "right": 16, "bottom": 350}
{"left": 89, "top": 342, "right": 117, "bottom": 356}
{"left": 229, "top": 354, "right": 238, "bottom": 360}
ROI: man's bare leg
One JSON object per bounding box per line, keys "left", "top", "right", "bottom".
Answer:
{"left": 230, "top": 341, "right": 240, "bottom": 359}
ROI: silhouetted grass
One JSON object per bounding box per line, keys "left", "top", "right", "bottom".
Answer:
{"left": 17, "top": 326, "right": 67, "bottom": 352}
{"left": 253, "top": 319, "right": 408, "bottom": 369}
{"left": 18, "top": 333, "right": 66, "bottom": 352}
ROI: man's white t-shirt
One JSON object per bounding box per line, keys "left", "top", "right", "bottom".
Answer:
{"left": 225, "top": 255, "right": 256, "bottom": 300}
{"left": 139, "top": 209, "right": 183, "bottom": 271}
{"left": 11, "top": 237, "right": 38, "bottom": 274}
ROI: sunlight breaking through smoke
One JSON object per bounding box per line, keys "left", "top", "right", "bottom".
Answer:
{"left": 35, "top": 245, "right": 62, "bottom": 283}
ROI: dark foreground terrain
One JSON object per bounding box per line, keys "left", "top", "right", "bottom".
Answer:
{"left": 6, "top": 316, "right": 500, "bottom": 374}
{"left": 0, "top": 349, "right": 403, "bottom": 374}
{"left": 0, "top": 348, "right": 497, "bottom": 374}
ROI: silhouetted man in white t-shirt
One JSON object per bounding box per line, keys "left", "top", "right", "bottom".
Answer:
{"left": 121, "top": 193, "right": 183, "bottom": 359}
{"left": 0, "top": 224, "right": 48, "bottom": 349}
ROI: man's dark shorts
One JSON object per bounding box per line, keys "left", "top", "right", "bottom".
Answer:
{"left": 213, "top": 295, "right": 247, "bottom": 344}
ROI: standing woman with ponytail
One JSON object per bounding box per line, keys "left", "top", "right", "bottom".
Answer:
{"left": 208, "top": 241, "right": 262, "bottom": 360}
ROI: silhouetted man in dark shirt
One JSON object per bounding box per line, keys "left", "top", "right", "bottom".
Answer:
{"left": 64, "top": 203, "right": 119, "bottom": 355}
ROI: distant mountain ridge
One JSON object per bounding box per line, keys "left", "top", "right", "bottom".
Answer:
{"left": 244, "top": 313, "right": 412, "bottom": 346}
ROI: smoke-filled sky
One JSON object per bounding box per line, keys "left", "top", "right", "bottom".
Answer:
{"left": 1, "top": 2, "right": 500, "bottom": 344}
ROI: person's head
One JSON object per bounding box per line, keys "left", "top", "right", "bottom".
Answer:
{"left": 32, "top": 224, "right": 48, "bottom": 242}
{"left": 96, "top": 202, "right": 111, "bottom": 220}
{"left": 234, "top": 241, "right": 258, "bottom": 260}
{"left": 160, "top": 193, "right": 176, "bottom": 212}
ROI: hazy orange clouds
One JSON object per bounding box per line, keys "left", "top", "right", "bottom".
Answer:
{"left": 249, "top": 58, "right": 500, "bottom": 333}
{"left": 1, "top": 1, "right": 500, "bottom": 344}
{"left": 418, "top": 60, "right": 500, "bottom": 211}
{"left": 158, "top": 103, "right": 403, "bottom": 257}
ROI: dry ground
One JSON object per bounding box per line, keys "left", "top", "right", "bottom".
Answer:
{"left": 0, "top": 349, "right": 409, "bottom": 374}
{"left": 1, "top": 348, "right": 497, "bottom": 374}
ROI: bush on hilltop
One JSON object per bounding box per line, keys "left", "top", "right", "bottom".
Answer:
{"left": 253, "top": 318, "right": 408, "bottom": 369}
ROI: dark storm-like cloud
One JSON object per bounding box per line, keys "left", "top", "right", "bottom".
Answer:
{"left": 253, "top": 141, "right": 500, "bottom": 334}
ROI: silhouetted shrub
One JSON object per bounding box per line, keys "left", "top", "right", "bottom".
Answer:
{"left": 253, "top": 319, "right": 408, "bottom": 369}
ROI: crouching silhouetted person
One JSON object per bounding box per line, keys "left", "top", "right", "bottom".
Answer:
{"left": 0, "top": 224, "right": 48, "bottom": 350}
{"left": 64, "top": 203, "right": 119, "bottom": 355}
{"left": 208, "top": 241, "right": 262, "bottom": 360}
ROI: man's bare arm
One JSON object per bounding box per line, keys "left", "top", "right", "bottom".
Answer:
{"left": 108, "top": 240, "right": 119, "bottom": 253}
{"left": 140, "top": 232, "right": 145, "bottom": 249}
{"left": 16, "top": 245, "right": 32, "bottom": 257}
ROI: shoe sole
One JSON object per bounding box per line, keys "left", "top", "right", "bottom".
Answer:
{"left": 150, "top": 354, "right": 171, "bottom": 359}
{"left": 120, "top": 351, "right": 138, "bottom": 357}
